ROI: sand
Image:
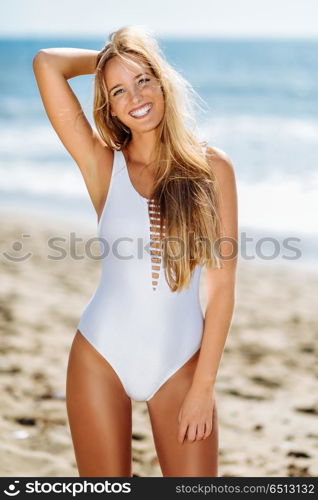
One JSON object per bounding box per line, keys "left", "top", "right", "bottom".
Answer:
{"left": 0, "top": 208, "right": 317, "bottom": 477}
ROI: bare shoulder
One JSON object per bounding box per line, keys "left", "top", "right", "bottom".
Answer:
{"left": 205, "top": 145, "right": 237, "bottom": 204}
{"left": 205, "top": 145, "right": 236, "bottom": 180}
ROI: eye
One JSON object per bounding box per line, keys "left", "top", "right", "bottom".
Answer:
{"left": 138, "top": 77, "right": 150, "bottom": 85}
{"left": 112, "top": 77, "right": 150, "bottom": 97}
{"left": 113, "top": 88, "right": 124, "bottom": 97}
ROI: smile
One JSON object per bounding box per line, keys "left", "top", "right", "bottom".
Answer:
{"left": 129, "top": 103, "right": 152, "bottom": 118}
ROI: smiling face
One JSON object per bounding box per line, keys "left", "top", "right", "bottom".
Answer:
{"left": 104, "top": 55, "right": 165, "bottom": 134}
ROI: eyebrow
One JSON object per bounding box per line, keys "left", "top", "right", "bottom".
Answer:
{"left": 109, "top": 72, "right": 151, "bottom": 93}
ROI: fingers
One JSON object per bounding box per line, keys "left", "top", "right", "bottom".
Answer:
{"left": 203, "top": 420, "right": 212, "bottom": 439}
{"left": 186, "top": 423, "right": 197, "bottom": 442}
{"left": 178, "top": 420, "right": 213, "bottom": 443}
{"left": 177, "top": 421, "right": 188, "bottom": 444}
{"left": 196, "top": 422, "right": 206, "bottom": 440}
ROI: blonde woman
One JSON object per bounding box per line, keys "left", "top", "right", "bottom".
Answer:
{"left": 33, "top": 25, "right": 238, "bottom": 477}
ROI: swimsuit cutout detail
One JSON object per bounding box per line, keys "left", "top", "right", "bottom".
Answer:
{"left": 147, "top": 198, "right": 165, "bottom": 291}
{"left": 77, "top": 148, "right": 205, "bottom": 401}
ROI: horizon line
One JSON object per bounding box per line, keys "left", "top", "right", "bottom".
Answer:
{"left": 1, "top": 33, "right": 318, "bottom": 41}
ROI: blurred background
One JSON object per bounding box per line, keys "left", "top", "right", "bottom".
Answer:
{"left": 0, "top": 0, "right": 317, "bottom": 478}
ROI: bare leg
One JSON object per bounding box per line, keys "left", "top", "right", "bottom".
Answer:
{"left": 66, "top": 330, "right": 132, "bottom": 477}
{"left": 147, "top": 350, "right": 218, "bottom": 477}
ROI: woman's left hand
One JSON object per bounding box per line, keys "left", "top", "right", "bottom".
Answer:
{"left": 177, "top": 384, "right": 215, "bottom": 444}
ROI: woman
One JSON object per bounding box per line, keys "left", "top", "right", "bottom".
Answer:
{"left": 33, "top": 25, "right": 238, "bottom": 477}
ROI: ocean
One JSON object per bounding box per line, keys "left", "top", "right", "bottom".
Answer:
{"left": 0, "top": 37, "right": 317, "bottom": 269}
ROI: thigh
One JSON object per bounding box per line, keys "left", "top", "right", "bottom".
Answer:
{"left": 66, "top": 330, "right": 132, "bottom": 477}
{"left": 147, "top": 351, "right": 218, "bottom": 477}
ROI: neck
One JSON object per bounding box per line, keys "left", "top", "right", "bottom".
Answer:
{"left": 126, "top": 130, "right": 158, "bottom": 166}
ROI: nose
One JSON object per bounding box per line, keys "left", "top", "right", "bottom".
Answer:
{"left": 129, "top": 82, "right": 143, "bottom": 102}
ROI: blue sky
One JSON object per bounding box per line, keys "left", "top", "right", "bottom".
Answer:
{"left": 1, "top": 0, "right": 318, "bottom": 38}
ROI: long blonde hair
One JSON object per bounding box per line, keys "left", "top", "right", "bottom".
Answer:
{"left": 93, "top": 25, "right": 224, "bottom": 292}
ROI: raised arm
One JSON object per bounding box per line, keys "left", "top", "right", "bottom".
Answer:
{"left": 32, "top": 48, "right": 113, "bottom": 217}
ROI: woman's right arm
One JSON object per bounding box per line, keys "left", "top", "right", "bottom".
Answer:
{"left": 32, "top": 48, "right": 113, "bottom": 217}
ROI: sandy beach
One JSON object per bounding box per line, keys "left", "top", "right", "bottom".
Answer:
{"left": 1, "top": 207, "right": 317, "bottom": 477}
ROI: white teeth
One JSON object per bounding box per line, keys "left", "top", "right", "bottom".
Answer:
{"left": 129, "top": 104, "right": 152, "bottom": 117}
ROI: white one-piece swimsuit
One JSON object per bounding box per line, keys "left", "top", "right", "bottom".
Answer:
{"left": 77, "top": 149, "right": 205, "bottom": 402}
